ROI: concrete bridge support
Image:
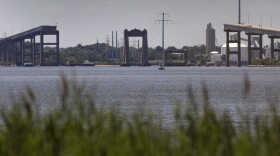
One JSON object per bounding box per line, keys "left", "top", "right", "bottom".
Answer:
{"left": 14, "top": 40, "right": 23, "bottom": 65}
{"left": 122, "top": 29, "right": 149, "bottom": 66}
{"left": 141, "top": 30, "right": 149, "bottom": 66}
{"left": 224, "top": 23, "right": 280, "bottom": 66}
{"left": 269, "top": 36, "right": 280, "bottom": 60}
{"left": 225, "top": 30, "right": 241, "bottom": 67}
{"left": 37, "top": 31, "right": 60, "bottom": 66}
{"left": 247, "top": 33, "right": 263, "bottom": 65}
{"left": 0, "top": 26, "right": 59, "bottom": 66}
{"left": 22, "top": 38, "right": 33, "bottom": 66}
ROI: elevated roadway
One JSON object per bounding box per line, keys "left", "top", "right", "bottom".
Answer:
{"left": 0, "top": 25, "right": 59, "bottom": 66}
{"left": 224, "top": 23, "right": 280, "bottom": 66}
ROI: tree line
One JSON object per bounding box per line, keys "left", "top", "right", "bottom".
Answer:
{"left": 59, "top": 43, "right": 220, "bottom": 65}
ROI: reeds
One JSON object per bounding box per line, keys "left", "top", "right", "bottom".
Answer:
{"left": 0, "top": 74, "right": 279, "bottom": 155}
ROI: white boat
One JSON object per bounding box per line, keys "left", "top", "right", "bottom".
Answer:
{"left": 78, "top": 60, "right": 95, "bottom": 66}
{"left": 23, "top": 62, "right": 33, "bottom": 67}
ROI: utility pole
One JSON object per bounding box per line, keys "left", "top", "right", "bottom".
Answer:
{"left": 115, "top": 31, "right": 118, "bottom": 60}
{"left": 112, "top": 31, "right": 114, "bottom": 47}
{"left": 238, "top": 0, "right": 241, "bottom": 24}
{"left": 106, "top": 35, "right": 110, "bottom": 62}
{"left": 112, "top": 31, "right": 114, "bottom": 61}
{"left": 156, "top": 12, "right": 171, "bottom": 66}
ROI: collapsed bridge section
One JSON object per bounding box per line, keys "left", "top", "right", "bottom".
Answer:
{"left": 164, "top": 49, "right": 188, "bottom": 66}
{"left": 0, "top": 26, "right": 59, "bottom": 66}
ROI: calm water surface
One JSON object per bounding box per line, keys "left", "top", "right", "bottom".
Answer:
{"left": 0, "top": 66, "right": 280, "bottom": 123}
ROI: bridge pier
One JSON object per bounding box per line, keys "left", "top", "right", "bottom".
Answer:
{"left": 38, "top": 31, "right": 60, "bottom": 66}
{"left": 0, "top": 26, "right": 60, "bottom": 66}
{"left": 269, "top": 36, "right": 280, "bottom": 60}
{"left": 12, "top": 41, "right": 16, "bottom": 63}
{"left": 141, "top": 29, "right": 148, "bottom": 66}
{"left": 123, "top": 30, "right": 129, "bottom": 65}
{"left": 32, "top": 36, "right": 35, "bottom": 65}
{"left": 3, "top": 43, "right": 8, "bottom": 63}
{"left": 122, "top": 29, "right": 149, "bottom": 66}
{"left": 19, "top": 40, "right": 23, "bottom": 65}
{"left": 40, "top": 32, "right": 44, "bottom": 66}
{"left": 22, "top": 38, "right": 33, "bottom": 66}
{"left": 246, "top": 33, "right": 263, "bottom": 65}
{"left": 224, "top": 24, "right": 280, "bottom": 66}
{"left": 225, "top": 30, "right": 241, "bottom": 67}
{"left": 184, "top": 49, "right": 188, "bottom": 65}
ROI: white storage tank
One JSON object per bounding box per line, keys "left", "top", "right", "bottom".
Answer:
{"left": 210, "top": 51, "right": 223, "bottom": 66}
{"left": 221, "top": 43, "right": 248, "bottom": 65}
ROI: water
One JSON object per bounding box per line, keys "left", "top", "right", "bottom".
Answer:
{"left": 0, "top": 66, "right": 280, "bottom": 123}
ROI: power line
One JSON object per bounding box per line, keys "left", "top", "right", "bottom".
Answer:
{"left": 155, "top": 12, "right": 172, "bottom": 66}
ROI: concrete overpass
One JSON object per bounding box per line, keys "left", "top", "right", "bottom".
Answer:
{"left": 0, "top": 25, "right": 59, "bottom": 66}
{"left": 224, "top": 23, "right": 280, "bottom": 66}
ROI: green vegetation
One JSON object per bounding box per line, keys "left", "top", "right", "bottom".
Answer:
{"left": 60, "top": 43, "right": 212, "bottom": 65}
{"left": 252, "top": 58, "right": 280, "bottom": 66}
{"left": 60, "top": 43, "right": 112, "bottom": 65}
{"left": 0, "top": 74, "right": 279, "bottom": 155}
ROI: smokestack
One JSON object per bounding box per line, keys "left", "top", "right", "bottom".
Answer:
{"left": 112, "top": 31, "right": 114, "bottom": 47}
{"left": 116, "top": 31, "right": 118, "bottom": 48}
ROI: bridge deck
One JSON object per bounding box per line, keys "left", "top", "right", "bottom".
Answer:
{"left": 0, "top": 25, "right": 57, "bottom": 43}
{"left": 224, "top": 24, "right": 280, "bottom": 37}
{"left": 0, "top": 25, "right": 59, "bottom": 66}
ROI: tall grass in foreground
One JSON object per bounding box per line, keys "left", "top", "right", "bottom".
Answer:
{"left": 0, "top": 74, "right": 279, "bottom": 156}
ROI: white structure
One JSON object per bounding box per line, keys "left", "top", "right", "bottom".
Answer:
{"left": 221, "top": 43, "right": 248, "bottom": 65}
{"left": 265, "top": 42, "right": 280, "bottom": 59}
{"left": 210, "top": 51, "right": 223, "bottom": 66}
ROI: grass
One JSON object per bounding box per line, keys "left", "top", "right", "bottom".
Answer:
{"left": 0, "top": 74, "right": 279, "bottom": 155}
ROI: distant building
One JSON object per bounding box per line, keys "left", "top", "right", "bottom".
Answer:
{"left": 221, "top": 43, "right": 248, "bottom": 65}
{"left": 210, "top": 51, "right": 223, "bottom": 66}
{"left": 206, "top": 23, "right": 216, "bottom": 55}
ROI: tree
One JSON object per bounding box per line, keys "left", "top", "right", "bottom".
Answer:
{"left": 155, "top": 46, "right": 162, "bottom": 53}
{"left": 166, "top": 46, "right": 177, "bottom": 51}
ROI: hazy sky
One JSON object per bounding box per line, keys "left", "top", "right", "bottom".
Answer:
{"left": 0, "top": 0, "right": 280, "bottom": 48}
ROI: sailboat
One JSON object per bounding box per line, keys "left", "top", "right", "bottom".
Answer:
{"left": 158, "top": 58, "right": 165, "bottom": 70}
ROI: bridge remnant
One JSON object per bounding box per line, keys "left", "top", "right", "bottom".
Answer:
{"left": 0, "top": 26, "right": 59, "bottom": 66}
{"left": 122, "top": 29, "right": 149, "bottom": 66}
{"left": 224, "top": 24, "right": 280, "bottom": 66}
{"left": 164, "top": 49, "right": 188, "bottom": 66}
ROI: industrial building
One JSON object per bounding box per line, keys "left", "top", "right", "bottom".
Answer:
{"left": 210, "top": 51, "right": 223, "bottom": 66}
{"left": 210, "top": 43, "right": 248, "bottom": 66}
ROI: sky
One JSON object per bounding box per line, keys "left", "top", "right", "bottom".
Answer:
{"left": 0, "top": 0, "right": 280, "bottom": 48}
